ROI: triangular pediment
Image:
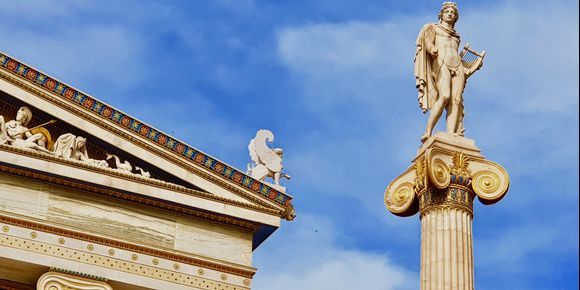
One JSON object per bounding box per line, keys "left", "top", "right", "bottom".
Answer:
{"left": 0, "top": 51, "right": 295, "bottom": 224}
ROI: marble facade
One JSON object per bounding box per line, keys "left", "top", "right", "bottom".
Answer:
{"left": 0, "top": 51, "right": 295, "bottom": 289}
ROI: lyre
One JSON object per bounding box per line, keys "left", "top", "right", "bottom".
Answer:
{"left": 460, "top": 43, "right": 485, "bottom": 77}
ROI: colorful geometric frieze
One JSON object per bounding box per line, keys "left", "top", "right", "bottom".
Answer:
{"left": 0, "top": 52, "right": 292, "bottom": 209}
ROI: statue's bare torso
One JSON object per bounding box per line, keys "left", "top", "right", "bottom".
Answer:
{"left": 433, "top": 25, "right": 461, "bottom": 71}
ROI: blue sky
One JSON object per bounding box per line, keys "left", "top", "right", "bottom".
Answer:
{"left": 1, "top": 0, "right": 578, "bottom": 289}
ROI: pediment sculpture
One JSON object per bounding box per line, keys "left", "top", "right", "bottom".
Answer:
{"left": 247, "top": 129, "right": 291, "bottom": 192}
{"left": 0, "top": 106, "right": 153, "bottom": 179}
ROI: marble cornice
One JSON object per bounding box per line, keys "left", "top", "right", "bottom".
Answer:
{"left": 0, "top": 51, "right": 294, "bottom": 219}
{"left": 0, "top": 157, "right": 270, "bottom": 232}
{"left": 0, "top": 214, "right": 257, "bottom": 279}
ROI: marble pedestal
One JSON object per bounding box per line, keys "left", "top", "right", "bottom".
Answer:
{"left": 385, "top": 132, "right": 509, "bottom": 289}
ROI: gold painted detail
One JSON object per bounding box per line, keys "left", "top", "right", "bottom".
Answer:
{"left": 385, "top": 182, "right": 415, "bottom": 214}
{"left": 450, "top": 151, "right": 470, "bottom": 177}
{"left": 0, "top": 234, "right": 250, "bottom": 290}
{"left": 429, "top": 158, "right": 451, "bottom": 189}
{"left": 472, "top": 169, "right": 507, "bottom": 202}
{"left": 449, "top": 151, "right": 472, "bottom": 186}
{"left": 0, "top": 215, "right": 256, "bottom": 278}
{"left": 419, "top": 186, "right": 475, "bottom": 218}
{"left": 414, "top": 156, "right": 426, "bottom": 193}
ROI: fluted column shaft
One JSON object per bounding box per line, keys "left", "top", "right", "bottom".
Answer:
{"left": 419, "top": 186, "right": 475, "bottom": 290}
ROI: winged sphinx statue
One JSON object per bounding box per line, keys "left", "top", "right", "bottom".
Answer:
{"left": 247, "top": 129, "right": 291, "bottom": 192}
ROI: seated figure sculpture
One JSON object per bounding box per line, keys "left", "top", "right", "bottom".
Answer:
{"left": 52, "top": 133, "right": 109, "bottom": 168}
{"left": 0, "top": 106, "right": 159, "bottom": 178}
{"left": 0, "top": 106, "right": 52, "bottom": 153}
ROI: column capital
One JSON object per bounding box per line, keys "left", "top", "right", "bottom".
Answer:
{"left": 385, "top": 132, "right": 510, "bottom": 217}
{"left": 37, "top": 271, "right": 112, "bottom": 290}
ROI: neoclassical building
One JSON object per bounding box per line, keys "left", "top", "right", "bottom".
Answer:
{"left": 0, "top": 51, "right": 295, "bottom": 289}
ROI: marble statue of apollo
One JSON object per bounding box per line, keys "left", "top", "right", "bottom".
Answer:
{"left": 414, "top": 2, "right": 484, "bottom": 142}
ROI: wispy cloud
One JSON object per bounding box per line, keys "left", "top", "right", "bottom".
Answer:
{"left": 253, "top": 214, "right": 418, "bottom": 290}
{"left": 272, "top": 0, "right": 578, "bottom": 288}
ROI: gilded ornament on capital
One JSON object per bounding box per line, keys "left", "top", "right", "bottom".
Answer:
{"left": 385, "top": 182, "right": 415, "bottom": 214}
{"left": 414, "top": 156, "right": 426, "bottom": 193}
{"left": 472, "top": 169, "right": 508, "bottom": 204}
{"left": 429, "top": 158, "right": 451, "bottom": 189}
{"left": 450, "top": 151, "right": 470, "bottom": 177}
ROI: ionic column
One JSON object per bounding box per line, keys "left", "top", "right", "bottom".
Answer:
{"left": 385, "top": 135, "right": 509, "bottom": 290}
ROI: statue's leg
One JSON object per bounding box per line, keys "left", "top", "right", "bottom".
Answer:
{"left": 446, "top": 69, "right": 466, "bottom": 135}
{"left": 274, "top": 172, "right": 281, "bottom": 186}
{"left": 422, "top": 67, "right": 451, "bottom": 142}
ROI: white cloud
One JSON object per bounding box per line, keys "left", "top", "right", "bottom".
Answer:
{"left": 474, "top": 213, "right": 578, "bottom": 276}
{"left": 275, "top": 0, "right": 579, "bottom": 208}
{"left": 277, "top": 18, "right": 421, "bottom": 111}
{"left": 276, "top": 1, "right": 579, "bottom": 115}
{"left": 253, "top": 214, "right": 418, "bottom": 290}
{"left": 256, "top": 251, "right": 417, "bottom": 290}
{"left": 459, "top": 1, "right": 579, "bottom": 115}
{"left": 0, "top": 1, "right": 94, "bottom": 18}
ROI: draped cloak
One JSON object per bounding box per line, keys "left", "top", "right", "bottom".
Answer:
{"left": 414, "top": 23, "right": 437, "bottom": 114}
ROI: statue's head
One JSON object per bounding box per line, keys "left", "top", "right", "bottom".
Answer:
{"left": 438, "top": 2, "right": 459, "bottom": 24}
{"left": 16, "top": 106, "right": 32, "bottom": 126}
{"left": 76, "top": 136, "right": 87, "bottom": 149}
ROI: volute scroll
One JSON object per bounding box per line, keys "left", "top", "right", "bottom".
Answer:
{"left": 384, "top": 166, "right": 419, "bottom": 217}
{"left": 469, "top": 159, "right": 510, "bottom": 205}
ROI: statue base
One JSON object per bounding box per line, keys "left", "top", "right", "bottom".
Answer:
{"left": 417, "top": 132, "right": 482, "bottom": 159}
